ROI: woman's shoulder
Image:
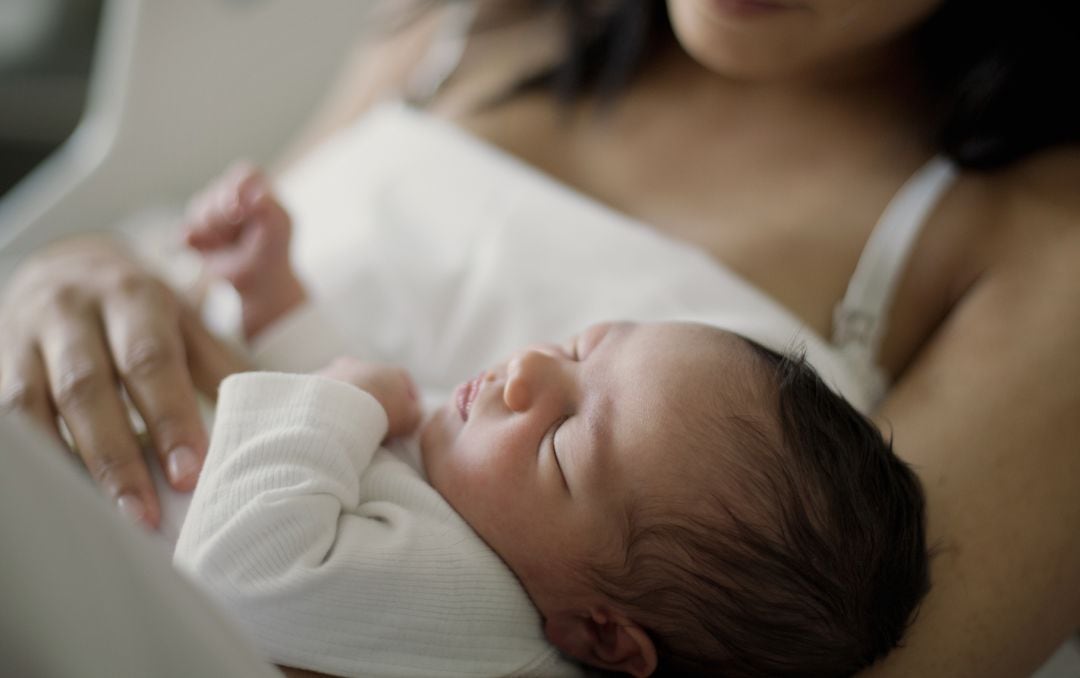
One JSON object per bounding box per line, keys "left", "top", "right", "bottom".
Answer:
{"left": 989, "top": 145, "right": 1080, "bottom": 230}
{"left": 954, "top": 146, "right": 1080, "bottom": 276}
{"left": 884, "top": 146, "right": 1080, "bottom": 385}
{"left": 936, "top": 145, "right": 1080, "bottom": 357}
{"left": 869, "top": 148, "right": 1080, "bottom": 678}
{"left": 988, "top": 147, "right": 1080, "bottom": 295}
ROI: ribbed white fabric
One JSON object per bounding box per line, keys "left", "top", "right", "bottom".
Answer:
{"left": 174, "top": 372, "right": 580, "bottom": 678}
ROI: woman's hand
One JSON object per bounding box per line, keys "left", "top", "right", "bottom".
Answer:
{"left": 316, "top": 357, "right": 421, "bottom": 439}
{"left": 0, "top": 236, "right": 249, "bottom": 528}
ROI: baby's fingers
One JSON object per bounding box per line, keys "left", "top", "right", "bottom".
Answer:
{"left": 183, "top": 189, "right": 239, "bottom": 250}
{"left": 231, "top": 164, "right": 272, "bottom": 213}
{"left": 215, "top": 161, "right": 262, "bottom": 223}
{"left": 183, "top": 161, "right": 267, "bottom": 249}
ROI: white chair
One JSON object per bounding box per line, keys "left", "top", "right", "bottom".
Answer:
{"left": 0, "top": 0, "right": 373, "bottom": 280}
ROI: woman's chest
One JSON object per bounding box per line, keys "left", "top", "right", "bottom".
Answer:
{"left": 452, "top": 94, "right": 982, "bottom": 375}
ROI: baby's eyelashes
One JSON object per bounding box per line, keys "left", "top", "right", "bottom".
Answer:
{"left": 551, "top": 417, "right": 572, "bottom": 493}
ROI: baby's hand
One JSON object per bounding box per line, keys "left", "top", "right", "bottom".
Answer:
{"left": 183, "top": 161, "right": 305, "bottom": 339}
{"left": 316, "top": 357, "right": 422, "bottom": 439}
{"left": 183, "top": 161, "right": 292, "bottom": 289}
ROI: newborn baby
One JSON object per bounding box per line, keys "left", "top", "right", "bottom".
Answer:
{"left": 174, "top": 164, "right": 930, "bottom": 677}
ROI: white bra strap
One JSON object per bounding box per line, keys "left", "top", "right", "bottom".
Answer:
{"left": 404, "top": 2, "right": 477, "bottom": 105}
{"left": 833, "top": 156, "right": 958, "bottom": 358}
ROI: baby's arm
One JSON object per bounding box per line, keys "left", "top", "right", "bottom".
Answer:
{"left": 173, "top": 366, "right": 414, "bottom": 674}
{"left": 172, "top": 364, "right": 565, "bottom": 678}
{"left": 174, "top": 363, "right": 568, "bottom": 677}
{"left": 182, "top": 162, "right": 306, "bottom": 340}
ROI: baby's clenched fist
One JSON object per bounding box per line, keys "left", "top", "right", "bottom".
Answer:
{"left": 316, "top": 357, "right": 421, "bottom": 439}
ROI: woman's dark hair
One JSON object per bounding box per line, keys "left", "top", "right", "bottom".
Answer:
{"left": 916, "top": 0, "right": 1080, "bottom": 169}
{"left": 492, "top": 0, "right": 1079, "bottom": 170}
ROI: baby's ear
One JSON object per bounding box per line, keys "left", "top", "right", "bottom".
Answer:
{"left": 544, "top": 607, "right": 657, "bottom": 677}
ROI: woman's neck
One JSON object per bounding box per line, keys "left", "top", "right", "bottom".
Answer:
{"left": 641, "top": 35, "right": 932, "bottom": 136}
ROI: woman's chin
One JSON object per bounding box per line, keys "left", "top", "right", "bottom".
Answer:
{"left": 669, "top": 0, "right": 819, "bottom": 81}
{"left": 678, "top": 34, "right": 815, "bottom": 82}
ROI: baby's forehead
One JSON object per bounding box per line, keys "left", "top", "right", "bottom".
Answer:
{"left": 605, "top": 329, "right": 777, "bottom": 488}
{"left": 588, "top": 326, "right": 767, "bottom": 439}
{"left": 633, "top": 326, "right": 767, "bottom": 404}
{"left": 578, "top": 322, "right": 774, "bottom": 459}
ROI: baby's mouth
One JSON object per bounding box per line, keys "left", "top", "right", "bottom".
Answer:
{"left": 454, "top": 372, "right": 484, "bottom": 421}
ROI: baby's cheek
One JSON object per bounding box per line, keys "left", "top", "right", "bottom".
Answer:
{"left": 441, "top": 458, "right": 522, "bottom": 524}
{"left": 425, "top": 446, "right": 484, "bottom": 505}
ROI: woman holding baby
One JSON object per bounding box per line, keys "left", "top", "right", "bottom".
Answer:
{"left": 1, "top": 0, "right": 1078, "bottom": 675}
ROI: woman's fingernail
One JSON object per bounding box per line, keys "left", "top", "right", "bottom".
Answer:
{"left": 116, "top": 494, "right": 147, "bottom": 524}
{"left": 167, "top": 446, "right": 200, "bottom": 483}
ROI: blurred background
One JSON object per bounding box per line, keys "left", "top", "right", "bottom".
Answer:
{"left": 0, "top": 0, "right": 374, "bottom": 264}
{"left": 0, "top": 0, "right": 103, "bottom": 197}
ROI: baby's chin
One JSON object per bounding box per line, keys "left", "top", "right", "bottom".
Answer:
{"left": 417, "top": 401, "right": 456, "bottom": 476}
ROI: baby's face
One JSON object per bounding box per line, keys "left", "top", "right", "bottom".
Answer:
{"left": 421, "top": 321, "right": 759, "bottom": 615}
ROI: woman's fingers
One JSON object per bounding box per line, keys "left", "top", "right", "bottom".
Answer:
{"left": 101, "top": 278, "right": 209, "bottom": 493}
{"left": 179, "top": 303, "right": 249, "bottom": 399}
{"left": 0, "top": 342, "right": 61, "bottom": 443}
{"left": 38, "top": 307, "right": 161, "bottom": 528}
{"left": 0, "top": 236, "right": 230, "bottom": 527}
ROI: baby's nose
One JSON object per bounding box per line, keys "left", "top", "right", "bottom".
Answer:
{"left": 503, "top": 348, "right": 559, "bottom": 412}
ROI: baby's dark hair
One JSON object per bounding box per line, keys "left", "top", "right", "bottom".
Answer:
{"left": 588, "top": 339, "right": 930, "bottom": 677}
